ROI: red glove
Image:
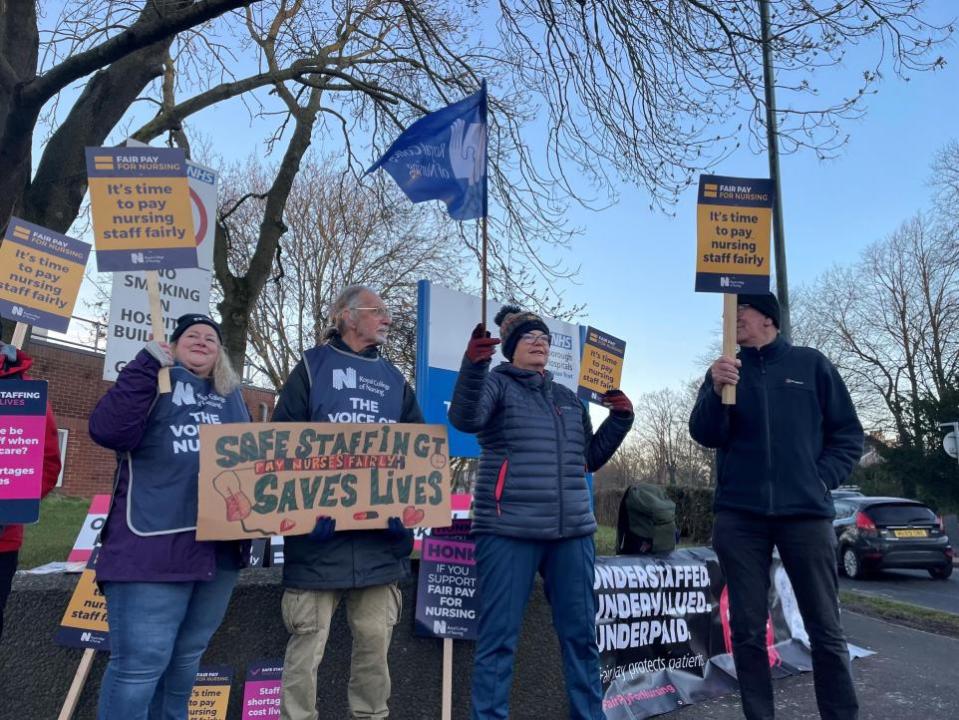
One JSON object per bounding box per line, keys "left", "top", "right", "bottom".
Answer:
{"left": 602, "top": 389, "right": 633, "bottom": 417}
{"left": 466, "top": 323, "right": 501, "bottom": 364}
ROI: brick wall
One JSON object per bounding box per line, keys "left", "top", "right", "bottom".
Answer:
{"left": 21, "top": 339, "right": 276, "bottom": 498}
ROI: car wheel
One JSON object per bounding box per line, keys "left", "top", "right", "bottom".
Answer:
{"left": 929, "top": 565, "right": 953, "bottom": 580}
{"left": 842, "top": 547, "right": 864, "bottom": 580}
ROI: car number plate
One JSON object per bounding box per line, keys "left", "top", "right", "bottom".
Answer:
{"left": 893, "top": 529, "right": 928, "bottom": 538}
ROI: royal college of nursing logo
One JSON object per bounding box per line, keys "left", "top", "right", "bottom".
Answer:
{"left": 171, "top": 380, "right": 196, "bottom": 406}
{"left": 332, "top": 367, "right": 357, "bottom": 390}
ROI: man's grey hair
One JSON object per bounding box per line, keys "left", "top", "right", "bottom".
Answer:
{"left": 322, "top": 284, "right": 376, "bottom": 341}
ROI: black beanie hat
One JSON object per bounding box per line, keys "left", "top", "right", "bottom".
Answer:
{"left": 170, "top": 313, "right": 222, "bottom": 343}
{"left": 737, "top": 293, "right": 780, "bottom": 329}
{"left": 495, "top": 305, "right": 551, "bottom": 361}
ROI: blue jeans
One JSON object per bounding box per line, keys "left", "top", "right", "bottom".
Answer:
{"left": 470, "top": 534, "right": 602, "bottom": 720}
{"left": 97, "top": 569, "right": 238, "bottom": 720}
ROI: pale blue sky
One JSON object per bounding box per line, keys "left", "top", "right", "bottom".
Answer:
{"left": 562, "top": 35, "right": 959, "bottom": 402}
{"left": 41, "top": 4, "right": 957, "bottom": 403}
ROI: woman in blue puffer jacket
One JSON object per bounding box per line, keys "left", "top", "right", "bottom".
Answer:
{"left": 449, "top": 305, "right": 634, "bottom": 720}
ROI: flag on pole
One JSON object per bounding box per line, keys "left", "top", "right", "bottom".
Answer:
{"left": 367, "top": 82, "right": 487, "bottom": 220}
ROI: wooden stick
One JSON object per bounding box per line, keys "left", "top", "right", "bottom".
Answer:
{"left": 57, "top": 648, "right": 96, "bottom": 720}
{"left": 442, "top": 637, "right": 453, "bottom": 720}
{"left": 722, "top": 293, "right": 737, "bottom": 405}
{"left": 480, "top": 216, "right": 488, "bottom": 328}
{"left": 145, "top": 271, "right": 171, "bottom": 393}
{"left": 11, "top": 322, "right": 28, "bottom": 349}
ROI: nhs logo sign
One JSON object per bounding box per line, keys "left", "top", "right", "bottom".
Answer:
{"left": 332, "top": 367, "right": 357, "bottom": 390}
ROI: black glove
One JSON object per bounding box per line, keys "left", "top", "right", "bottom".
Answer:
{"left": 602, "top": 389, "right": 633, "bottom": 417}
{"left": 308, "top": 516, "right": 336, "bottom": 542}
{"left": 466, "top": 323, "right": 500, "bottom": 364}
{"left": 386, "top": 516, "right": 409, "bottom": 540}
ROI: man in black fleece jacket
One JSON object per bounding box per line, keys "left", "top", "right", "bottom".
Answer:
{"left": 689, "top": 292, "right": 863, "bottom": 720}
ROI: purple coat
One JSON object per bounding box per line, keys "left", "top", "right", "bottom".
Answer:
{"left": 90, "top": 350, "right": 249, "bottom": 582}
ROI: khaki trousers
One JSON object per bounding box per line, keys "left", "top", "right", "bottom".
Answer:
{"left": 279, "top": 583, "right": 402, "bottom": 720}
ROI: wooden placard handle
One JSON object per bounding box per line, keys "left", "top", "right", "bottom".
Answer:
{"left": 442, "top": 636, "right": 453, "bottom": 720}
{"left": 722, "top": 293, "right": 737, "bottom": 405}
{"left": 57, "top": 647, "right": 96, "bottom": 720}
{"left": 11, "top": 322, "right": 28, "bottom": 349}
{"left": 145, "top": 271, "right": 171, "bottom": 394}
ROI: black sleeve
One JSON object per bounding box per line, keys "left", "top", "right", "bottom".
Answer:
{"left": 816, "top": 358, "right": 864, "bottom": 489}
{"left": 688, "top": 372, "right": 730, "bottom": 449}
{"left": 271, "top": 360, "right": 311, "bottom": 422}
{"left": 401, "top": 382, "right": 425, "bottom": 423}
{"left": 584, "top": 403, "right": 634, "bottom": 473}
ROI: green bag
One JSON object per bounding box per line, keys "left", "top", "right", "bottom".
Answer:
{"left": 616, "top": 483, "right": 677, "bottom": 555}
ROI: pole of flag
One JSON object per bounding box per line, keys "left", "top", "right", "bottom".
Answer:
{"left": 367, "top": 81, "right": 489, "bottom": 325}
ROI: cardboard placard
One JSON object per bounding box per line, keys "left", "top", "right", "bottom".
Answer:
{"left": 0, "top": 218, "right": 91, "bottom": 332}
{"left": 241, "top": 659, "right": 283, "bottom": 719}
{"left": 196, "top": 422, "right": 451, "bottom": 540}
{"left": 577, "top": 326, "right": 626, "bottom": 404}
{"left": 85, "top": 146, "right": 197, "bottom": 272}
{"left": 695, "top": 175, "right": 773, "bottom": 293}
{"left": 188, "top": 666, "right": 232, "bottom": 720}
{"left": 0, "top": 379, "right": 48, "bottom": 524}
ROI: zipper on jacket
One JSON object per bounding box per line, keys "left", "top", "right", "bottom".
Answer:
{"left": 547, "top": 384, "right": 566, "bottom": 537}
{"left": 495, "top": 459, "right": 509, "bottom": 516}
{"left": 760, "top": 354, "right": 774, "bottom": 514}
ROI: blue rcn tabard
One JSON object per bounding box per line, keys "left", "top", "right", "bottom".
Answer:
{"left": 126, "top": 365, "right": 250, "bottom": 536}
{"left": 303, "top": 344, "right": 405, "bottom": 423}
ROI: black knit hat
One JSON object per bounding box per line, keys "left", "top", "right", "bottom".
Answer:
{"left": 737, "top": 293, "right": 780, "bottom": 329}
{"left": 495, "top": 305, "right": 550, "bottom": 361}
{"left": 170, "top": 313, "right": 222, "bottom": 343}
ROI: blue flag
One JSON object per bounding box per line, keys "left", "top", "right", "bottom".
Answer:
{"left": 368, "top": 83, "right": 487, "bottom": 220}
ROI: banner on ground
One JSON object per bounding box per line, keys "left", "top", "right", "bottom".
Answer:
{"left": 0, "top": 218, "right": 91, "bottom": 333}
{"left": 242, "top": 659, "right": 283, "bottom": 719}
{"left": 415, "top": 518, "right": 477, "bottom": 640}
{"left": 415, "top": 281, "right": 584, "bottom": 457}
{"left": 196, "top": 422, "right": 452, "bottom": 540}
{"left": 188, "top": 666, "right": 232, "bottom": 720}
{"left": 66, "top": 494, "right": 111, "bottom": 568}
{"left": 577, "top": 327, "right": 626, "bottom": 405}
{"left": 102, "top": 160, "right": 218, "bottom": 380}
{"left": 0, "top": 379, "right": 48, "bottom": 525}
{"left": 596, "top": 549, "right": 872, "bottom": 719}
{"left": 54, "top": 552, "right": 109, "bottom": 651}
{"left": 695, "top": 175, "right": 773, "bottom": 294}
{"left": 85, "top": 146, "right": 197, "bottom": 272}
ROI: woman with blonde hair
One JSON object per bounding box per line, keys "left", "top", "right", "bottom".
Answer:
{"left": 90, "top": 314, "right": 251, "bottom": 720}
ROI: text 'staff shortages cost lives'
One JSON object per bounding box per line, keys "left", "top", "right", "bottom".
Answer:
{"left": 0, "top": 379, "right": 48, "bottom": 524}
{"left": 695, "top": 175, "right": 773, "bottom": 294}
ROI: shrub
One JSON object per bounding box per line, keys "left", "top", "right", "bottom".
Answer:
{"left": 594, "top": 485, "right": 715, "bottom": 545}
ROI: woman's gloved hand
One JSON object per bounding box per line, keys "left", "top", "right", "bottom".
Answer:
{"left": 465, "top": 323, "right": 501, "bottom": 364}
{"left": 602, "top": 389, "right": 633, "bottom": 417}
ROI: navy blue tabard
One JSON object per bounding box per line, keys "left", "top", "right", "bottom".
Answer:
{"left": 303, "top": 344, "right": 405, "bottom": 423}
{"left": 126, "top": 366, "right": 250, "bottom": 536}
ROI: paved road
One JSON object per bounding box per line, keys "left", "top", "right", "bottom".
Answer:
{"left": 672, "top": 611, "right": 959, "bottom": 719}
{"left": 840, "top": 568, "right": 959, "bottom": 614}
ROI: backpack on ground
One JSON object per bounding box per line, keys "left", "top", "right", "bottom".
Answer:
{"left": 616, "top": 483, "right": 677, "bottom": 555}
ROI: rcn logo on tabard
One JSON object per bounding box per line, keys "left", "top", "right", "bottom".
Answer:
{"left": 171, "top": 381, "right": 196, "bottom": 406}
{"left": 332, "top": 367, "right": 357, "bottom": 390}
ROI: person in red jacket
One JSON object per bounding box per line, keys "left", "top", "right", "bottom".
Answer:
{"left": 0, "top": 341, "right": 61, "bottom": 642}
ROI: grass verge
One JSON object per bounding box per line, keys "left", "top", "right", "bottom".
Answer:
{"left": 18, "top": 493, "right": 91, "bottom": 569}
{"left": 840, "top": 590, "right": 959, "bottom": 639}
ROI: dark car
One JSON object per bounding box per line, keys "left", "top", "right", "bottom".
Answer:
{"left": 832, "top": 496, "right": 954, "bottom": 580}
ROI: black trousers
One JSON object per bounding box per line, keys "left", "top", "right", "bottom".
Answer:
{"left": 0, "top": 550, "right": 18, "bottom": 643}
{"left": 713, "top": 511, "right": 859, "bottom": 720}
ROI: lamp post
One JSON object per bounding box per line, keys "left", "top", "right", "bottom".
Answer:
{"left": 759, "top": 0, "right": 791, "bottom": 341}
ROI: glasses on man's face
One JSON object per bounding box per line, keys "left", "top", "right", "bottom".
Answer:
{"left": 354, "top": 306, "right": 393, "bottom": 321}
{"left": 519, "top": 332, "right": 551, "bottom": 346}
